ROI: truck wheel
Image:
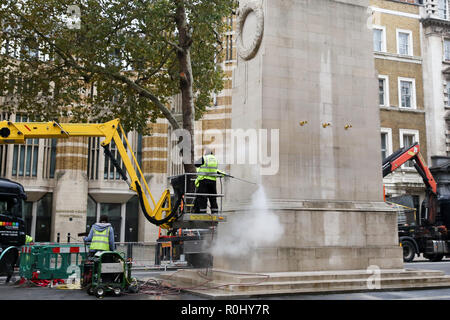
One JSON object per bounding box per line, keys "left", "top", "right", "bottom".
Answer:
{"left": 401, "top": 240, "right": 415, "bottom": 263}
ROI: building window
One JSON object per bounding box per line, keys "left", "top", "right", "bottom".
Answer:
{"left": 132, "top": 133, "right": 143, "bottom": 180}
{"left": 88, "top": 137, "right": 100, "bottom": 180}
{"left": 86, "top": 196, "right": 97, "bottom": 234}
{"left": 43, "top": 139, "right": 57, "bottom": 179}
{"left": 225, "top": 34, "right": 233, "bottom": 62}
{"left": 398, "top": 78, "right": 416, "bottom": 109}
{"left": 446, "top": 114, "right": 450, "bottom": 157}
{"left": 22, "top": 201, "right": 33, "bottom": 238}
{"left": 103, "top": 133, "right": 127, "bottom": 181}
{"left": 400, "top": 129, "right": 419, "bottom": 168}
{"left": 225, "top": 15, "right": 234, "bottom": 62}
{"left": 168, "top": 125, "right": 184, "bottom": 177}
{"left": 0, "top": 39, "right": 20, "bottom": 58}
{"left": 378, "top": 75, "right": 389, "bottom": 107}
{"left": 447, "top": 81, "right": 450, "bottom": 107}
{"left": 125, "top": 196, "right": 139, "bottom": 242}
{"left": 381, "top": 128, "right": 393, "bottom": 161}
{"left": 373, "top": 26, "right": 386, "bottom": 52}
{"left": 12, "top": 115, "right": 39, "bottom": 178}
{"left": 12, "top": 135, "right": 38, "bottom": 177}
{"left": 397, "top": 30, "right": 413, "bottom": 56}
{"left": 444, "top": 39, "right": 450, "bottom": 61}
{"left": 438, "top": 0, "right": 449, "bottom": 20}
{"left": 35, "top": 193, "right": 52, "bottom": 242}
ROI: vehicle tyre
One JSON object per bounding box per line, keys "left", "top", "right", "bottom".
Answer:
{"left": 86, "top": 284, "right": 94, "bottom": 295}
{"left": 401, "top": 240, "right": 416, "bottom": 263}
{"left": 113, "top": 287, "right": 122, "bottom": 297}
{"left": 94, "top": 286, "right": 105, "bottom": 299}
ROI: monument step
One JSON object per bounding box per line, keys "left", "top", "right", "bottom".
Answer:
{"left": 161, "top": 269, "right": 450, "bottom": 298}
{"left": 222, "top": 275, "right": 450, "bottom": 293}
{"left": 207, "top": 268, "right": 445, "bottom": 284}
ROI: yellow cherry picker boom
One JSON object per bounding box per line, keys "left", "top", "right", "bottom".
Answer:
{"left": 0, "top": 118, "right": 225, "bottom": 268}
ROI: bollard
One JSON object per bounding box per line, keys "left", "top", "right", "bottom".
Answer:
{"left": 127, "top": 243, "right": 133, "bottom": 261}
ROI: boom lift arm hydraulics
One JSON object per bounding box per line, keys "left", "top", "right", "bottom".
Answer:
{"left": 382, "top": 142, "right": 439, "bottom": 225}
{"left": 382, "top": 142, "right": 437, "bottom": 195}
{"left": 0, "top": 119, "right": 177, "bottom": 229}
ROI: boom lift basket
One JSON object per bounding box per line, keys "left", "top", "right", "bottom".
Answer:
{"left": 155, "top": 173, "right": 226, "bottom": 268}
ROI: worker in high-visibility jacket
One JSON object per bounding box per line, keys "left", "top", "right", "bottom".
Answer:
{"left": 83, "top": 215, "right": 116, "bottom": 256}
{"left": 193, "top": 148, "right": 225, "bottom": 214}
{"left": 25, "top": 235, "right": 33, "bottom": 244}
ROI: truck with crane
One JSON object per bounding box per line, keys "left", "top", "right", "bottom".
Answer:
{"left": 0, "top": 118, "right": 225, "bottom": 278}
{"left": 382, "top": 142, "right": 450, "bottom": 262}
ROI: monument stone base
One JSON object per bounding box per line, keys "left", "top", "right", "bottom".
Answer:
{"left": 161, "top": 268, "right": 450, "bottom": 299}
{"left": 212, "top": 201, "right": 403, "bottom": 273}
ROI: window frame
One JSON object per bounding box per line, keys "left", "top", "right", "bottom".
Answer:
{"left": 438, "top": 0, "right": 449, "bottom": 20}
{"left": 444, "top": 39, "right": 450, "bottom": 61}
{"left": 378, "top": 75, "right": 390, "bottom": 107}
{"left": 399, "top": 129, "right": 420, "bottom": 169}
{"left": 381, "top": 127, "right": 393, "bottom": 161}
{"left": 396, "top": 29, "right": 413, "bottom": 56}
{"left": 398, "top": 77, "right": 417, "bottom": 110}
{"left": 373, "top": 25, "right": 387, "bottom": 53}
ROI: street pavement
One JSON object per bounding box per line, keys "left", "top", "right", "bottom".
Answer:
{"left": 2, "top": 258, "right": 450, "bottom": 300}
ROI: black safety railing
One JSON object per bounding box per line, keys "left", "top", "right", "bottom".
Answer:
{"left": 168, "top": 173, "right": 224, "bottom": 215}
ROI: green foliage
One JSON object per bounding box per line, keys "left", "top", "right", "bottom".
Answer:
{"left": 0, "top": 0, "right": 235, "bottom": 133}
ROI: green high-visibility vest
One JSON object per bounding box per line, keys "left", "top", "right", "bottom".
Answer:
{"left": 195, "top": 154, "right": 218, "bottom": 187}
{"left": 89, "top": 227, "right": 110, "bottom": 251}
{"left": 25, "top": 235, "right": 33, "bottom": 244}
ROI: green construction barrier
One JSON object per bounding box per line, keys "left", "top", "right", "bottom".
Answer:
{"left": 19, "top": 243, "right": 87, "bottom": 280}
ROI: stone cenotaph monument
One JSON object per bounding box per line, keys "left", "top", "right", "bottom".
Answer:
{"left": 214, "top": 0, "right": 403, "bottom": 273}
{"left": 164, "top": 0, "right": 450, "bottom": 297}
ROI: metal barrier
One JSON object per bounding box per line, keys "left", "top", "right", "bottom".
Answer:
{"left": 19, "top": 243, "right": 87, "bottom": 280}
{"left": 115, "top": 242, "right": 157, "bottom": 268}
{"left": 19, "top": 242, "right": 169, "bottom": 277}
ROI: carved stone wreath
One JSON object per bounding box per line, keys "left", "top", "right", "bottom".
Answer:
{"left": 236, "top": 1, "right": 264, "bottom": 61}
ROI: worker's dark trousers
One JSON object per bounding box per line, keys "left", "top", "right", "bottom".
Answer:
{"left": 193, "top": 179, "right": 218, "bottom": 213}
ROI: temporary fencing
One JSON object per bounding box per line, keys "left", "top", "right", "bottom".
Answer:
{"left": 19, "top": 243, "right": 87, "bottom": 282}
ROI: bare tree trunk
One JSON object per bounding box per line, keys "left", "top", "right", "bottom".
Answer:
{"left": 175, "top": 0, "right": 196, "bottom": 174}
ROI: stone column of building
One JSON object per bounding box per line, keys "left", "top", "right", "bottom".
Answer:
{"left": 214, "top": 0, "right": 403, "bottom": 272}
{"left": 421, "top": 5, "right": 450, "bottom": 158}
{"left": 140, "top": 121, "right": 169, "bottom": 242}
{"left": 51, "top": 137, "right": 89, "bottom": 242}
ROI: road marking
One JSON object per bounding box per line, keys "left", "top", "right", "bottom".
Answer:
{"left": 355, "top": 293, "right": 384, "bottom": 300}
{"left": 399, "top": 295, "right": 450, "bottom": 300}
{"left": 405, "top": 262, "right": 450, "bottom": 266}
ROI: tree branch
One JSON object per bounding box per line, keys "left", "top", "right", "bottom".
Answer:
{"left": 7, "top": 3, "right": 181, "bottom": 131}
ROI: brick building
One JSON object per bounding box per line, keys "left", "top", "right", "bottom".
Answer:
{"left": 371, "top": 0, "right": 429, "bottom": 210}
